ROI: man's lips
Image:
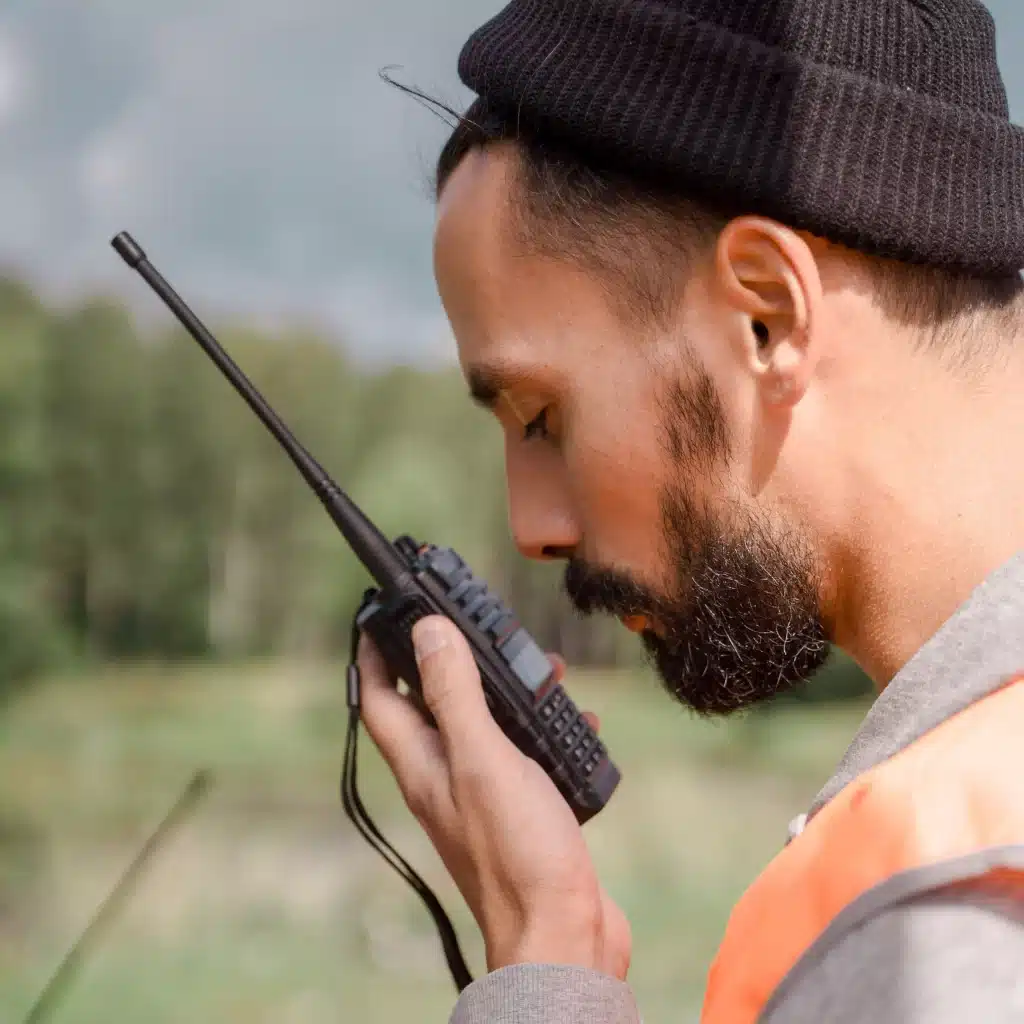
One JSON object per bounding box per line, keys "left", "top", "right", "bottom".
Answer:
{"left": 620, "top": 614, "right": 664, "bottom": 637}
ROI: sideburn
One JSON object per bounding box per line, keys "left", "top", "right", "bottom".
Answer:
{"left": 643, "top": 365, "right": 831, "bottom": 715}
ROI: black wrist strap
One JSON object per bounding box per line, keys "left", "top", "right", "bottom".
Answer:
{"left": 341, "top": 612, "right": 474, "bottom": 993}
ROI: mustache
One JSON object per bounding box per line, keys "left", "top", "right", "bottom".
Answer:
{"left": 562, "top": 558, "right": 664, "bottom": 618}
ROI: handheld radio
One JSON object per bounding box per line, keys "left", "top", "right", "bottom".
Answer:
{"left": 109, "top": 231, "right": 621, "bottom": 992}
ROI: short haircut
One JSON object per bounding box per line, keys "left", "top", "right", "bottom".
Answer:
{"left": 435, "top": 97, "right": 1023, "bottom": 361}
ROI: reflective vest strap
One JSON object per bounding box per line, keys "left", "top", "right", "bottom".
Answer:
{"left": 701, "top": 673, "right": 1024, "bottom": 1024}
{"left": 759, "top": 845, "right": 1024, "bottom": 1020}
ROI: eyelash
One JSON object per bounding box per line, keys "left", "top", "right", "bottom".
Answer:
{"left": 522, "top": 408, "right": 551, "bottom": 442}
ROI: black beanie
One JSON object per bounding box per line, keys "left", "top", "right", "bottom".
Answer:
{"left": 457, "top": 0, "right": 1024, "bottom": 277}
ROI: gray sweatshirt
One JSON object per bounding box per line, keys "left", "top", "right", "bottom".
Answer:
{"left": 451, "top": 551, "right": 1024, "bottom": 1023}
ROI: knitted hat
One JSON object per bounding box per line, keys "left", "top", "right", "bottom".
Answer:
{"left": 457, "top": 0, "right": 1024, "bottom": 276}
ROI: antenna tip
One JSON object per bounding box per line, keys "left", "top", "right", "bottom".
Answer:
{"left": 111, "top": 231, "right": 146, "bottom": 268}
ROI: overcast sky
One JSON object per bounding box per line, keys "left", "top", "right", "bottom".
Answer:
{"left": 1, "top": 1, "right": 1023, "bottom": 368}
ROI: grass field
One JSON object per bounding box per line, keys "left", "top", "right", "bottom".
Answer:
{"left": 0, "top": 660, "right": 870, "bottom": 1023}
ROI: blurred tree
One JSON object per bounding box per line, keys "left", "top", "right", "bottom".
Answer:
{"left": 190, "top": 324, "right": 363, "bottom": 657}
{"left": 38, "top": 298, "right": 154, "bottom": 658}
{"left": 0, "top": 280, "right": 68, "bottom": 691}
{"left": 137, "top": 326, "right": 226, "bottom": 656}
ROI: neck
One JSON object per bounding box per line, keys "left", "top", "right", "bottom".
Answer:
{"left": 831, "top": 343, "right": 1024, "bottom": 688}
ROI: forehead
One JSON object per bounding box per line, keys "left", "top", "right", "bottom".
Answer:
{"left": 433, "top": 144, "right": 522, "bottom": 370}
{"left": 433, "top": 144, "right": 631, "bottom": 399}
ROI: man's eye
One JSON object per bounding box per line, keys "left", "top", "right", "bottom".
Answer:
{"left": 522, "top": 407, "right": 550, "bottom": 442}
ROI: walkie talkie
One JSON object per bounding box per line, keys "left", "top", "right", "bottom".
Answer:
{"left": 110, "top": 231, "right": 621, "bottom": 993}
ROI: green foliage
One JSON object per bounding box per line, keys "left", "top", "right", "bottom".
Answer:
{"left": 0, "top": 282, "right": 69, "bottom": 690}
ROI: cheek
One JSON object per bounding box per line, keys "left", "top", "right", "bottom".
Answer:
{"left": 566, "top": 407, "right": 676, "bottom": 577}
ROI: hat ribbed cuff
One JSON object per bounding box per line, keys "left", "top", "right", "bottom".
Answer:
{"left": 459, "top": 0, "right": 1024, "bottom": 275}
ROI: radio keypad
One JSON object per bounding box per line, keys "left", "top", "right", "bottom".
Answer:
{"left": 424, "top": 546, "right": 609, "bottom": 796}
{"left": 536, "top": 684, "right": 603, "bottom": 784}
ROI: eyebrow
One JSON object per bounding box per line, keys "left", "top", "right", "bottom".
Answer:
{"left": 466, "top": 363, "right": 536, "bottom": 411}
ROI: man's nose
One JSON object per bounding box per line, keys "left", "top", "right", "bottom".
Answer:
{"left": 506, "top": 468, "right": 579, "bottom": 562}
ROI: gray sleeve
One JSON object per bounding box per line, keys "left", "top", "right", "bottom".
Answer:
{"left": 762, "top": 885, "right": 1024, "bottom": 1024}
{"left": 445, "top": 887, "right": 1024, "bottom": 1023}
{"left": 449, "top": 964, "right": 641, "bottom": 1024}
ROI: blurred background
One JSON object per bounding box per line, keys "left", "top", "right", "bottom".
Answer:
{"left": 0, "top": 2, "right": 1021, "bottom": 1021}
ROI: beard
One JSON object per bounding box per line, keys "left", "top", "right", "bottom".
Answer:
{"left": 563, "top": 370, "right": 831, "bottom": 716}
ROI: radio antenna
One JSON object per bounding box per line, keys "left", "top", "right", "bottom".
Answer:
{"left": 111, "top": 232, "right": 411, "bottom": 591}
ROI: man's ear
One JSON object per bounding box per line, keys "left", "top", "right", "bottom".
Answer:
{"left": 713, "top": 217, "right": 824, "bottom": 408}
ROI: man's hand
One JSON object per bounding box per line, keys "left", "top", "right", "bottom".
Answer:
{"left": 357, "top": 614, "right": 632, "bottom": 980}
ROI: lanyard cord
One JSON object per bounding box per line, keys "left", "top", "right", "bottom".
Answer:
{"left": 341, "top": 603, "right": 474, "bottom": 993}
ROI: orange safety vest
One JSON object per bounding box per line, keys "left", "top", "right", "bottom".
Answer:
{"left": 701, "top": 672, "right": 1024, "bottom": 1024}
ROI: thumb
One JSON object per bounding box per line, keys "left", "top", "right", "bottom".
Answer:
{"left": 412, "top": 615, "right": 498, "bottom": 760}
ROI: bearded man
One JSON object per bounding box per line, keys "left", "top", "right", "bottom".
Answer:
{"left": 358, "top": 1, "right": 1024, "bottom": 1020}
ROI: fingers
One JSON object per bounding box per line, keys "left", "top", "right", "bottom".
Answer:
{"left": 546, "top": 653, "right": 599, "bottom": 733}
{"left": 548, "top": 652, "right": 567, "bottom": 683}
{"left": 412, "top": 616, "right": 503, "bottom": 766}
{"left": 356, "top": 633, "right": 447, "bottom": 815}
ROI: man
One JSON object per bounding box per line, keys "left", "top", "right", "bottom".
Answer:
{"left": 359, "top": 0, "right": 1024, "bottom": 1020}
